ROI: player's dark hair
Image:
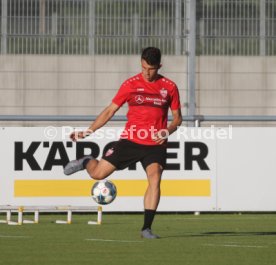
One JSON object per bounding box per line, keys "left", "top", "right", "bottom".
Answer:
{"left": 141, "top": 47, "right": 161, "bottom": 66}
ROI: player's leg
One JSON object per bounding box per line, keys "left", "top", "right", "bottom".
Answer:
{"left": 64, "top": 155, "right": 116, "bottom": 180}
{"left": 85, "top": 158, "right": 116, "bottom": 180}
{"left": 141, "top": 162, "right": 163, "bottom": 239}
{"left": 64, "top": 140, "right": 138, "bottom": 179}
{"left": 144, "top": 162, "right": 163, "bottom": 210}
{"left": 140, "top": 144, "right": 166, "bottom": 239}
{"left": 64, "top": 140, "right": 121, "bottom": 177}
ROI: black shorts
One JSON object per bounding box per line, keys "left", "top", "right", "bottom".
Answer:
{"left": 102, "top": 139, "right": 166, "bottom": 170}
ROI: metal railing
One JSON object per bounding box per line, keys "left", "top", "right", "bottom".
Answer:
{"left": 198, "top": 0, "right": 276, "bottom": 55}
{"left": 1, "top": 0, "right": 275, "bottom": 55}
{"left": 0, "top": 0, "right": 187, "bottom": 55}
{"left": 2, "top": 115, "right": 276, "bottom": 127}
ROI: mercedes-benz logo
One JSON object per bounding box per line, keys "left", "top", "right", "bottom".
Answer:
{"left": 135, "top": 95, "right": 144, "bottom": 104}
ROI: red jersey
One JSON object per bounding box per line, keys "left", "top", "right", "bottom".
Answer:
{"left": 112, "top": 73, "right": 181, "bottom": 145}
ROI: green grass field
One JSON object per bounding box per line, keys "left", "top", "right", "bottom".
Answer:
{"left": 0, "top": 213, "right": 276, "bottom": 265}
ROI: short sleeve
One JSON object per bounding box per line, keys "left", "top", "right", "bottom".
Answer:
{"left": 112, "top": 82, "right": 130, "bottom": 107}
{"left": 170, "top": 85, "right": 181, "bottom": 110}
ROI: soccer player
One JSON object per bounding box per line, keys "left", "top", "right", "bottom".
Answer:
{"left": 64, "top": 47, "right": 182, "bottom": 239}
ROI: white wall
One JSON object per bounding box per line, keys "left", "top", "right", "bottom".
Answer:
{"left": 1, "top": 55, "right": 275, "bottom": 122}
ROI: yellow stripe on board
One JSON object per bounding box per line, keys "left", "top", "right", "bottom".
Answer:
{"left": 14, "top": 179, "right": 210, "bottom": 197}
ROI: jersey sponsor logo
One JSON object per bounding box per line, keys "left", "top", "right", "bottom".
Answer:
{"left": 135, "top": 95, "right": 145, "bottom": 104}
{"left": 130, "top": 92, "right": 169, "bottom": 108}
{"left": 145, "top": 96, "right": 167, "bottom": 104}
{"left": 136, "top": 87, "right": 144, "bottom": 92}
{"left": 160, "top": 88, "right": 168, "bottom": 98}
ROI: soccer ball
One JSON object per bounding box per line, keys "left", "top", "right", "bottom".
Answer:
{"left": 91, "top": 180, "right": 117, "bottom": 205}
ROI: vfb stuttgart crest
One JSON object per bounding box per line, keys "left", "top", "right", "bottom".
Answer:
{"left": 160, "top": 88, "right": 167, "bottom": 98}
{"left": 105, "top": 148, "right": 114, "bottom": 157}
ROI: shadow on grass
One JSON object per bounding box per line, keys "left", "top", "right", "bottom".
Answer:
{"left": 162, "top": 231, "right": 276, "bottom": 239}
{"left": 201, "top": 231, "right": 276, "bottom": 236}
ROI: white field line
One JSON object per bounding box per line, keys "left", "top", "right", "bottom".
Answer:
{"left": 0, "top": 235, "right": 30, "bottom": 238}
{"left": 204, "top": 243, "right": 268, "bottom": 248}
{"left": 159, "top": 217, "right": 275, "bottom": 222}
{"left": 85, "top": 238, "right": 143, "bottom": 243}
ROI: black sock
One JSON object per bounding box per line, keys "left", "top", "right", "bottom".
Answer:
{"left": 142, "top": 209, "right": 156, "bottom": 231}
{"left": 82, "top": 157, "right": 92, "bottom": 168}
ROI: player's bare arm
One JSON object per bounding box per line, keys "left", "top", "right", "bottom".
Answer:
{"left": 153, "top": 108, "right": 183, "bottom": 145}
{"left": 70, "top": 102, "right": 120, "bottom": 141}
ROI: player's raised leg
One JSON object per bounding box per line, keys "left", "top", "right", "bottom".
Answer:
{"left": 64, "top": 156, "right": 116, "bottom": 180}
{"left": 86, "top": 159, "right": 116, "bottom": 180}
{"left": 64, "top": 155, "right": 93, "bottom": 175}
